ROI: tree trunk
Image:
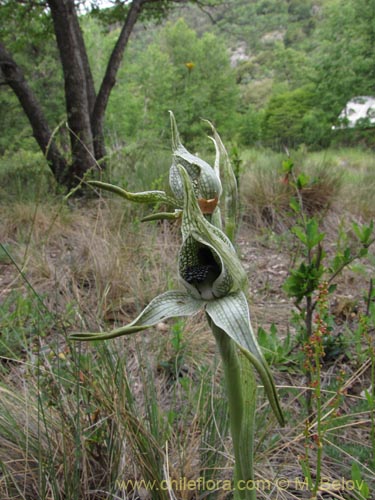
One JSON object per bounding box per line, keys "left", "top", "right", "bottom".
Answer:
{"left": 69, "top": 7, "right": 107, "bottom": 161}
{"left": 0, "top": 41, "right": 68, "bottom": 184}
{"left": 48, "top": 0, "right": 97, "bottom": 187}
{"left": 91, "top": 0, "right": 146, "bottom": 157}
{"left": 1, "top": 0, "right": 190, "bottom": 188}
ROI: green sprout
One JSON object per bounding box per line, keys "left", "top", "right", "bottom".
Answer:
{"left": 70, "top": 112, "right": 284, "bottom": 499}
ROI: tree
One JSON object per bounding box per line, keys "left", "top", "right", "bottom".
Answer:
{"left": 127, "top": 18, "right": 239, "bottom": 143}
{"left": 261, "top": 85, "right": 315, "bottom": 148}
{"left": 0, "top": 0, "right": 215, "bottom": 189}
{"left": 312, "top": 0, "right": 375, "bottom": 120}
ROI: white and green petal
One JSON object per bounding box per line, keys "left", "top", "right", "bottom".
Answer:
{"left": 69, "top": 291, "right": 203, "bottom": 341}
{"left": 178, "top": 165, "right": 248, "bottom": 299}
{"left": 142, "top": 209, "right": 183, "bottom": 222}
{"left": 204, "top": 119, "right": 238, "bottom": 241}
{"left": 206, "top": 291, "right": 285, "bottom": 426}
{"left": 169, "top": 111, "right": 222, "bottom": 207}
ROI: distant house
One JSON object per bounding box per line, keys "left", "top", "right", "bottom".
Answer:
{"left": 332, "top": 96, "right": 375, "bottom": 129}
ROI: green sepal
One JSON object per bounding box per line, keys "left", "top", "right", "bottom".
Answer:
{"left": 88, "top": 180, "right": 180, "bottom": 208}
{"left": 206, "top": 291, "right": 285, "bottom": 426}
{"left": 169, "top": 111, "right": 222, "bottom": 202}
{"left": 204, "top": 119, "right": 238, "bottom": 242}
{"left": 141, "top": 210, "right": 183, "bottom": 222}
{"left": 70, "top": 291, "right": 203, "bottom": 341}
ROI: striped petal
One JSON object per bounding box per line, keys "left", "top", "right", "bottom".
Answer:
{"left": 88, "top": 180, "right": 180, "bottom": 208}
{"left": 178, "top": 165, "right": 248, "bottom": 299}
{"left": 206, "top": 291, "right": 285, "bottom": 426}
{"left": 70, "top": 291, "right": 203, "bottom": 341}
{"left": 169, "top": 111, "right": 222, "bottom": 203}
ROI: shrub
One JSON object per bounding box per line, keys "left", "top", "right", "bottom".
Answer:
{"left": 0, "top": 149, "right": 56, "bottom": 201}
{"left": 261, "top": 86, "right": 317, "bottom": 149}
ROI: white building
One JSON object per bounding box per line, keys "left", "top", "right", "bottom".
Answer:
{"left": 333, "top": 96, "right": 375, "bottom": 129}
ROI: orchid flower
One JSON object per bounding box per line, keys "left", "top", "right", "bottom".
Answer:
{"left": 70, "top": 113, "right": 284, "bottom": 499}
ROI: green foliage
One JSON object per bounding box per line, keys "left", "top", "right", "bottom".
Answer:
{"left": 105, "top": 18, "right": 239, "bottom": 147}
{"left": 257, "top": 324, "right": 293, "bottom": 367}
{"left": 0, "top": 291, "right": 46, "bottom": 360}
{"left": 313, "top": 0, "right": 375, "bottom": 119}
{"left": 272, "top": 44, "right": 312, "bottom": 89}
{"left": 284, "top": 260, "right": 324, "bottom": 303}
{"left": 351, "top": 463, "right": 371, "bottom": 499}
{"left": 3, "top": 0, "right": 375, "bottom": 158}
{"left": 0, "top": 149, "right": 56, "bottom": 201}
{"left": 279, "top": 156, "right": 375, "bottom": 493}
{"left": 0, "top": 1, "right": 65, "bottom": 145}
{"left": 261, "top": 86, "right": 318, "bottom": 148}
{"left": 238, "top": 107, "right": 262, "bottom": 146}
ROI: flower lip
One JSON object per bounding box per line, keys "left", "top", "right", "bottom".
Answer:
{"left": 184, "top": 246, "right": 220, "bottom": 286}
{"left": 177, "top": 163, "right": 247, "bottom": 298}
{"left": 179, "top": 236, "right": 233, "bottom": 301}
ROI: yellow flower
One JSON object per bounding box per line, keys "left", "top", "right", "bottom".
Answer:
{"left": 185, "top": 61, "right": 195, "bottom": 71}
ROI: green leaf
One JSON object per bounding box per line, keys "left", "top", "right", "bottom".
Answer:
{"left": 291, "top": 225, "right": 307, "bottom": 245}
{"left": 328, "top": 284, "right": 337, "bottom": 294}
{"left": 352, "top": 220, "right": 374, "bottom": 246}
{"left": 283, "top": 262, "right": 323, "bottom": 301}
{"left": 305, "top": 218, "right": 324, "bottom": 250}
{"left": 70, "top": 291, "right": 203, "bottom": 341}
{"left": 289, "top": 197, "right": 300, "bottom": 213}
{"left": 364, "top": 389, "right": 374, "bottom": 406}
{"left": 291, "top": 219, "right": 324, "bottom": 251}
{"left": 281, "top": 159, "right": 294, "bottom": 174}
{"left": 296, "top": 172, "right": 309, "bottom": 189}
{"left": 88, "top": 180, "right": 180, "bottom": 208}
{"left": 206, "top": 291, "right": 285, "bottom": 426}
{"left": 351, "top": 463, "right": 370, "bottom": 498}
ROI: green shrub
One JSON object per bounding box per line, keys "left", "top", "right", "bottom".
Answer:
{"left": 261, "top": 86, "right": 322, "bottom": 149}
{"left": 0, "top": 149, "right": 56, "bottom": 201}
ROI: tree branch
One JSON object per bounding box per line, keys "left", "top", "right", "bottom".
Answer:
{"left": 91, "top": 0, "right": 146, "bottom": 155}
{"left": 48, "top": 0, "right": 97, "bottom": 182}
{"left": 0, "top": 40, "right": 68, "bottom": 183}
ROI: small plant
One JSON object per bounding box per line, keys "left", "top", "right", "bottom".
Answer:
{"left": 158, "top": 319, "right": 187, "bottom": 379}
{"left": 282, "top": 156, "right": 375, "bottom": 495}
{"left": 283, "top": 158, "right": 374, "bottom": 406}
{"left": 70, "top": 112, "right": 284, "bottom": 499}
{"left": 257, "top": 323, "right": 294, "bottom": 368}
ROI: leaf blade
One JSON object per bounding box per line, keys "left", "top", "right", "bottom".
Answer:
{"left": 206, "top": 291, "right": 285, "bottom": 426}
{"left": 70, "top": 291, "right": 203, "bottom": 341}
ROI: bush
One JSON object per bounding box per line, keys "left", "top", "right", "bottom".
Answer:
{"left": 240, "top": 148, "right": 342, "bottom": 230}
{"left": 238, "top": 106, "right": 262, "bottom": 146}
{"left": 262, "top": 87, "right": 314, "bottom": 149}
{"left": 0, "top": 149, "right": 56, "bottom": 201}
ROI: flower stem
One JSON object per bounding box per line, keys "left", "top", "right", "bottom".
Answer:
{"left": 212, "top": 323, "right": 257, "bottom": 500}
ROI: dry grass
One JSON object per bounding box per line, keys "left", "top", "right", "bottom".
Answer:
{"left": 1, "top": 148, "right": 374, "bottom": 499}
{"left": 0, "top": 196, "right": 226, "bottom": 499}
{"left": 1, "top": 198, "right": 180, "bottom": 328}
{"left": 240, "top": 150, "right": 343, "bottom": 231}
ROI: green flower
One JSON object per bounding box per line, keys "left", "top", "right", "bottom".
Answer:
{"left": 169, "top": 111, "right": 222, "bottom": 209}
{"left": 70, "top": 166, "right": 284, "bottom": 426}
{"left": 86, "top": 112, "right": 222, "bottom": 221}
